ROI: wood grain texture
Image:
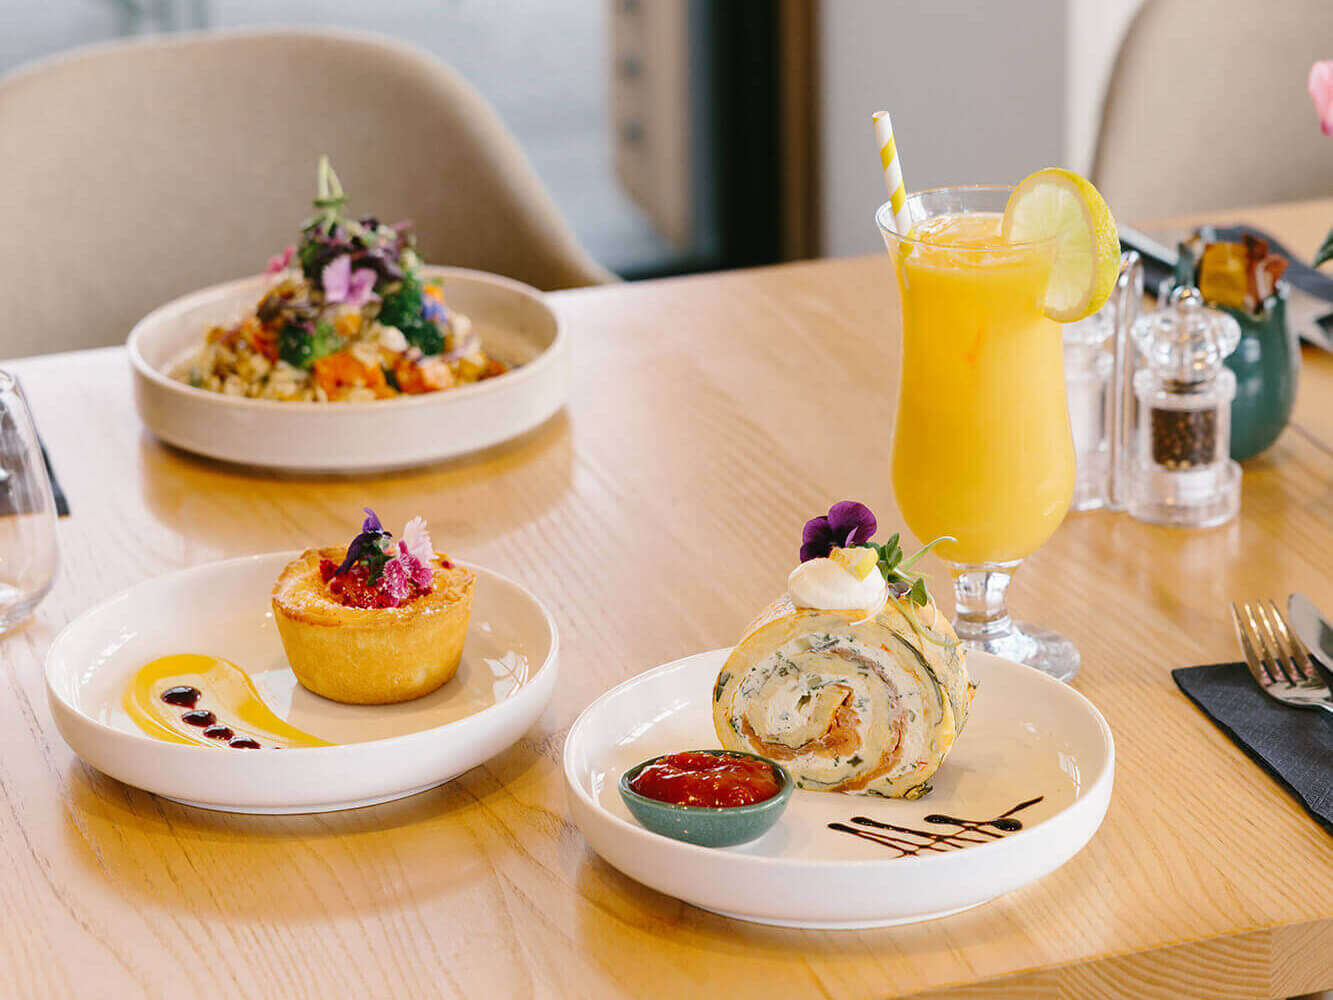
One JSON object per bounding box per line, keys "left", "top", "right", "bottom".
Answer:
{"left": 2, "top": 200, "right": 1332, "bottom": 999}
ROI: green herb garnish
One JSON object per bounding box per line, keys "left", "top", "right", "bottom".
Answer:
{"left": 857, "top": 532, "right": 953, "bottom": 607}
{"left": 278, "top": 320, "right": 343, "bottom": 369}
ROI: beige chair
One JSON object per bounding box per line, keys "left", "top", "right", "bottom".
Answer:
{"left": 1091, "top": 0, "right": 1333, "bottom": 223}
{"left": 0, "top": 29, "right": 613, "bottom": 358}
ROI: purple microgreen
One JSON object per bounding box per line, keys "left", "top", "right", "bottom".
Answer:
{"left": 361, "top": 508, "right": 384, "bottom": 533}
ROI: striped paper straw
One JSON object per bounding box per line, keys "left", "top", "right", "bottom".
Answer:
{"left": 872, "top": 110, "right": 911, "bottom": 235}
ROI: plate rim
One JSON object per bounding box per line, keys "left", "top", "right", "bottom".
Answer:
{"left": 563, "top": 646, "right": 1115, "bottom": 871}
{"left": 126, "top": 265, "right": 563, "bottom": 414}
{"left": 45, "top": 549, "right": 560, "bottom": 758}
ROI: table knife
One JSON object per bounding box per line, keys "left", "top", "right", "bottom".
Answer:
{"left": 1287, "top": 592, "right": 1333, "bottom": 667}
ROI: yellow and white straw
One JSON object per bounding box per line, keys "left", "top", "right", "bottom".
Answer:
{"left": 873, "top": 110, "right": 911, "bottom": 235}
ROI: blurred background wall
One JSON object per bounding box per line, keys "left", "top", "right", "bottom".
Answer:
{"left": 8, "top": 0, "right": 1328, "bottom": 275}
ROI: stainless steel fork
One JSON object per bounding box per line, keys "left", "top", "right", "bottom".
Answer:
{"left": 1230, "top": 600, "right": 1333, "bottom": 713}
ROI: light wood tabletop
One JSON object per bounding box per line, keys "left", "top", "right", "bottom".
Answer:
{"left": 3, "top": 199, "right": 1332, "bottom": 1000}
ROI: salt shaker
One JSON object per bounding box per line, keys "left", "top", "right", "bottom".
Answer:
{"left": 1126, "top": 287, "right": 1241, "bottom": 527}
{"left": 1063, "top": 309, "right": 1115, "bottom": 510}
{"left": 1064, "top": 253, "right": 1141, "bottom": 511}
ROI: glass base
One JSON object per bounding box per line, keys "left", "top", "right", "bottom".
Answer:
{"left": 954, "top": 619, "right": 1081, "bottom": 683}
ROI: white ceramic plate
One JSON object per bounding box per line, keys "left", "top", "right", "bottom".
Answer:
{"left": 564, "top": 648, "right": 1113, "bottom": 928}
{"left": 46, "top": 552, "right": 558, "bottom": 813}
{"left": 128, "top": 266, "right": 568, "bottom": 473}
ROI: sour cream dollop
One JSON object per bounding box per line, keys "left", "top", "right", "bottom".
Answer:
{"left": 787, "top": 558, "right": 887, "bottom": 611}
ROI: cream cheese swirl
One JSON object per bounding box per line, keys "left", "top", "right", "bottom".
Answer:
{"left": 787, "top": 558, "right": 887, "bottom": 611}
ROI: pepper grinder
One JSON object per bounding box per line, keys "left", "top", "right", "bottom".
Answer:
{"left": 1125, "top": 286, "right": 1241, "bottom": 527}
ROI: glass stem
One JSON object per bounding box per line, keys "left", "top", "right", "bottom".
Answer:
{"left": 948, "top": 561, "right": 1022, "bottom": 644}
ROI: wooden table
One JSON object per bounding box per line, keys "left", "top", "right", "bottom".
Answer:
{"left": 4, "top": 199, "right": 1332, "bottom": 1000}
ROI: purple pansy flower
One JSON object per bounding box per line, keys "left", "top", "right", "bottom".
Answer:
{"left": 800, "top": 501, "right": 878, "bottom": 562}
{"left": 322, "top": 254, "right": 379, "bottom": 308}
{"left": 336, "top": 507, "right": 392, "bottom": 575}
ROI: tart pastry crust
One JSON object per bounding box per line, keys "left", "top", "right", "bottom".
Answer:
{"left": 272, "top": 546, "right": 474, "bottom": 704}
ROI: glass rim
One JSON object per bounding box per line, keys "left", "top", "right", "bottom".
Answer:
{"left": 0, "top": 369, "right": 13, "bottom": 392}
{"left": 874, "top": 184, "right": 1057, "bottom": 251}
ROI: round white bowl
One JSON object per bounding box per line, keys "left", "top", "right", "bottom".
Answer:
{"left": 128, "top": 266, "right": 568, "bottom": 473}
{"left": 46, "top": 551, "right": 559, "bottom": 813}
{"left": 565, "top": 648, "right": 1114, "bottom": 928}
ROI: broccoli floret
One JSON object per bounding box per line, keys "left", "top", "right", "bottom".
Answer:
{"left": 278, "top": 320, "right": 343, "bottom": 369}
{"left": 378, "top": 274, "right": 444, "bottom": 356}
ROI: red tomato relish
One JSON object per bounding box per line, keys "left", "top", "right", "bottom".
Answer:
{"left": 629, "top": 751, "right": 781, "bottom": 808}
{"left": 318, "top": 557, "right": 432, "bottom": 610}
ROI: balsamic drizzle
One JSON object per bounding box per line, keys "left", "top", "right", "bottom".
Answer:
{"left": 158, "top": 688, "right": 265, "bottom": 750}
{"left": 828, "top": 795, "right": 1044, "bottom": 857}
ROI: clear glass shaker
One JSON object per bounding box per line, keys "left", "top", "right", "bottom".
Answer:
{"left": 1126, "top": 287, "right": 1241, "bottom": 528}
{"left": 1064, "top": 252, "right": 1142, "bottom": 511}
{"left": 0, "top": 371, "right": 59, "bottom": 632}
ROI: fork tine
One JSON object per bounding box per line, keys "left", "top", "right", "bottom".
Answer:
{"left": 1266, "top": 600, "right": 1317, "bottom": 683}
{"left": 1231, "top": 602, "right": 1274, "bottom": 687}
{"left": 1250, "top": 602, "right": 1297, "bottom": 685}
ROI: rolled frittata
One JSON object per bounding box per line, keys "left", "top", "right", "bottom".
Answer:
{"left": 712, "top": 594, "right": 972, "bottom": 799}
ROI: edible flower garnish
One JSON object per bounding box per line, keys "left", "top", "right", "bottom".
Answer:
{"left": 266, "top": 244, "right": 295, "bottom": 275}
{"left": 321, "top": 254, "right": 379, "bottom": 308}
{"left": 322, "top": 508, "right": 440, "bottom": 609}
{"left": 335, "top": 507, "right": 392, "bottom": 577}
{"left": 800, "top": 500, "right": 877, "bottom": 562}
{"left": 800, "top": 501, "right": 956, "bottom": 644}
{"left": 178, "top": 155, "right": 509, "bottom": 401}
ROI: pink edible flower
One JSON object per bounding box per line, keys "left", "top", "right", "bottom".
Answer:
{"left": 1310, "top": 61, "right": 1333, "bottom": 136}
{"left": 265, "top": 244, "right": 296, "bottom": 275}
{"left": 401, "top": 516, "right": 434, "bottom": 565}
{"left": 322, "top": 254, "right": 379, "bottom": 308}
{"left": 397, "top": 541, "right": 435, "bottom": 589}
{"left": 380, "top": 557, "right": 411, "bottom": 601}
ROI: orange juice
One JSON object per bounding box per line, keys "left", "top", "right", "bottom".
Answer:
{"left": 888, "top": 212, "right": 1074, "bottom": 565}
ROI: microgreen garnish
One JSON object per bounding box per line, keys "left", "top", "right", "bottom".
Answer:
{"left": 860, "top": 532, "right": 954, "bottom": 607}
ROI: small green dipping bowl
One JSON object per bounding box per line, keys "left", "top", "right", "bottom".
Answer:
{"left": 618, "top": 750, "right": 793, "bottom": 848}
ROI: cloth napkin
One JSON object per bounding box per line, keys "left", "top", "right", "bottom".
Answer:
{"left": 1173, "top": 662, "right": 1333, "bottom": 833}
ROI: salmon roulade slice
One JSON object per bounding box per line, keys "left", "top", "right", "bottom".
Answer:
{"left": 712, "top": 595, "right": 973, "bottom": 799}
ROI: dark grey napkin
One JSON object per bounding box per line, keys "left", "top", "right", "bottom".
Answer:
{"left": 1173, "top": 662, "right": 1333, "bottom": 833}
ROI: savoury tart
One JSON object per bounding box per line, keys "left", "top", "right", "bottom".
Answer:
{"left": 272, "top": 511, "right": 474, "bottom": 704}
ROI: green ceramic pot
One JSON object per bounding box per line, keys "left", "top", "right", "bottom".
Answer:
{"left": 618, "top": 750, "right": 793, "bottom": 848}
{"left": 1218, "top": 290, "right": 1300, "bottom": 461}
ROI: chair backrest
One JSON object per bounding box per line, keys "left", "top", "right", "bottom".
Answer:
{"left": 0, "top": 29, "right": 612, "bottom": 359}
{"left": 1091, "top": 0, "right": 1333, "bottom": 222}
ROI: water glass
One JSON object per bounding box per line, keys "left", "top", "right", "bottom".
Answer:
{"left": 0, "top": 371, "right": 59, "bottom": 632}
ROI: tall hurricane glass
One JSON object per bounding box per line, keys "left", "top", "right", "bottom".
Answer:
{"left": 878, "top": 187, "right": 1079, "bottom": 681}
